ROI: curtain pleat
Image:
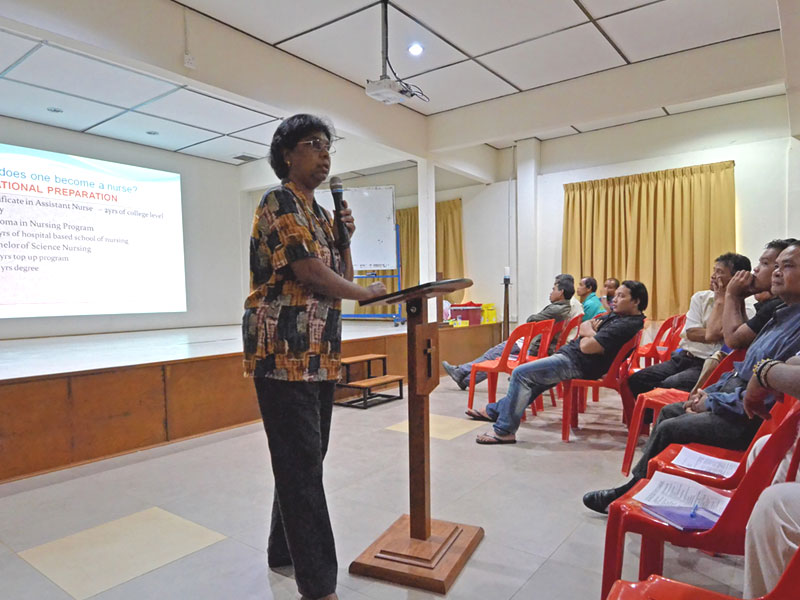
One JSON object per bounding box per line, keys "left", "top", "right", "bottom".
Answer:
{"left": 561, "top": 161, "right": 736, "bottom": 320}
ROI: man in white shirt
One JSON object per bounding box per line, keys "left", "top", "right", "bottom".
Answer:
{"left": 625, "top": 253, "right": 755, "bottom": 400}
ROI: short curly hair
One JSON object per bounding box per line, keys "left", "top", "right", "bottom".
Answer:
{"left": 268, "top": 114, "right": 335, "bottom": 180}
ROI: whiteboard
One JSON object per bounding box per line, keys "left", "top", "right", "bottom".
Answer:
{"left": 315, "top": 185, "right": 397, "bottom": 271}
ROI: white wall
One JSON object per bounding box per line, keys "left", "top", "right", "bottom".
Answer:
{"left": 534, "top": 97, "right": 793, "bottom": 311}
{"left": 1, "top": 116, "right": 244, "bottom": 339}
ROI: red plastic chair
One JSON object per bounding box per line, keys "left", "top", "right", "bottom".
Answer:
{"left": 530, "top": 316, "right": 583, "bottom": 415}
{"left": 466, "top": 319, "right": 555, "bottom": 410}
{"left": 560, "top": 330, "right": 643, "bottom": 442}
{"left": 620, "top": 349, "right": 747, "bottom": 476}
{"left": 645, "top": 396, "right": 794, "bottom": 489}
{"left": 606, "top": 546, "right": 800, "bottom": 600}
{"left": 600, "top": 400, "right": 800, "bottom": 600}
{"left": 636, "top": 315, "right": 680, "bottom": 368}
{"left": 659, "top": 314, "right": 687, "bottom": 363}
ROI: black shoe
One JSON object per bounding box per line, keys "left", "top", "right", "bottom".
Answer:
{"left": 442, "top": 361, "right": 467, "bottom": 390}
{"left": 582, "top": 488, "right": 625, "bottom": 514}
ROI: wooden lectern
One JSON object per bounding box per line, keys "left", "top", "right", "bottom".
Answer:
{"left": 350, "top": 278, "right": 484, "bottom": 593}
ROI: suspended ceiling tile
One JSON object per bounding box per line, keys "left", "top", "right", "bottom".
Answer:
{"left": 230, "top": 120, "right": 282, "bottom": 145}
{"left": 402, "top": 61, "right": 517, "bottom": 115}
{"left": 355, "top": 160, "right": 416, "bottom": 176}
{"left": 335, "top": 171, "right": 363, "bottom": 180}
{"left": 0, "top": 30, "right": 39, "bottom": 72}
{"left": 0, "top": 79, "right": 123, "bottom": 131}
{"left": 574, "top": 108, "right": 665, "bottom": 131}
{"left": 178, "top": 136, "right": 269, "bottom": 164}
{"left": 278, "top": 5, "right": 466, "bottom": 85}
{"left": 480, "top": 23, "right": 625, "bottom": 90}
{"left": 599, "top": 0, "right": 780, "bottom": 62}
{"left": 5, "top": 45, "right": 176, "bottom": 108}
{"left": 393, "top": 0, "right": 587, "bottom": 56}
{"left": 88, "top": 112, "right": 218, "bottom": 151}
{"left": 179, "top": 0, "right": 375, "bottom": 44}
{"left": 138, "top": 88, "right": 275, "bottom": 133}
{"left": 581, "top": 0, "right": 656, "bottom": 19}
{"left": 665, "top": 84, "right": 786, "bottom": 114}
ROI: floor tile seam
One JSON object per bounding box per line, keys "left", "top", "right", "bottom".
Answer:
{"left": 15, "top": 554, "right": 78, "bottom": 600}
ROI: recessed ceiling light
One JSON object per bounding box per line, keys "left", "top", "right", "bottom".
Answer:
{"left": 145, "top": 130, "right": 159, "bottom": 136}
{"left": 408, "top": 43, "right": 423, "bottom": 56}
{"left": 46, "top": 107, "right": 63, "bottom": 113}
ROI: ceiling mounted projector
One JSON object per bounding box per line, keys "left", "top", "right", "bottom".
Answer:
{"left": 365, "top": 1, "right": 429, "bottom": 106}
{"left": 366, "top": 78, "right": 414, "bottom": 104}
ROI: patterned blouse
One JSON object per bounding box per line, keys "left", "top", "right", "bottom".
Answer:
{"left": 242, "top": 182, "right": 344, "bottom": 381}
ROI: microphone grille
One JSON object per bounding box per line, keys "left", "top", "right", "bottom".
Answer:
{"left": 329, "top": 176, "right": 343, "bottom": 192}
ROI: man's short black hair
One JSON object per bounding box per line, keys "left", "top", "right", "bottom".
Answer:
{"left": 269, "top": 114, "right": 335, "bottom": 180}
{"left": 621, "top": 280, "right": 648, "bottom": 312}
{"left": 605, "top": 278, "right": 620, "bottom": 288}
{"left": 555, "top": 273, "right": 574, "bottom": 283}
{"left": 556, "top": 279, "right": 575, "bottom": 300}
{"left": 715, "top": 252, "right": 751, "bottom": 275}
{"left": 766, "top": 239, "right": 800, "bottom": 253}
{"left": 581, "top": 276, "right": 598, "bottom": 293}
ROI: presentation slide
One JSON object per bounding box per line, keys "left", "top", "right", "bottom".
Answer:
{"left": 0, "top": 142, "right": 186, "bottom": 319}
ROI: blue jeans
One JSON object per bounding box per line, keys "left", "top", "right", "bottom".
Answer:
{"left": 485, "top": 354, "right": 582, "bottom": 436}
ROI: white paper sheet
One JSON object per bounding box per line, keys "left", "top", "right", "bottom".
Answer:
{"left": 633, "top": 471, "right": 730, "bottom": 515}
{"left": 671, "top": 447, "right": 740, "bottom": 478}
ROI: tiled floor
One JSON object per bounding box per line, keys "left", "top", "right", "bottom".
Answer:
{"left": 0, "top": 375, "right": 744, "bottom": 599}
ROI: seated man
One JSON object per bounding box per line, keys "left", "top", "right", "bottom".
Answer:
{"left": 720, "top": 239, "right": 798, "bottom": 349}
{"left": 442, "top": 278, "right": 574, "bottom": 390}
{"left": 625, "top": 252, "right": 753, "bottom": 400}
{"left": 577, "top": 276, "right": 605, "bottom": 321}
{"left": 742, "top": 353, "right": 800, "bottom": 599}
{"left": 466, "top": 280, "right": 647, "bottom": 444}
{"left": 600, "top": 277, "right": 620, "bottom": 311}
{"left": 583, "top": 242, "right": 800, "bottom": 514}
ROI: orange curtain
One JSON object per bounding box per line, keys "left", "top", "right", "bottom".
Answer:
{"left": 561, "top": 161, "right": 736, "bottom": 319}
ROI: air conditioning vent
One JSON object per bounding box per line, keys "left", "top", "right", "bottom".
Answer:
{"left": 233, "top": 154, "right": 259, "bottom": 163}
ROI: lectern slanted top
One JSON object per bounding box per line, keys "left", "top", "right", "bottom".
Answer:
{"left": 349, "top": 279, "right": 484, "bottom": 594}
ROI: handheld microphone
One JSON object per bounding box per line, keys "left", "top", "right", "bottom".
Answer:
{"left": 329, "top": 176, "right": 350, "bottom": 249}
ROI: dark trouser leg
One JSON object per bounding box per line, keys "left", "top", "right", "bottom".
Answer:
{"left": 454, "top": 341, "right": 510, "bottom": 385}
{"left": 255, "top": 378, "right": 337, "bottom": 599}
{"left": 631, "top": 401, "right": 762, "bottom": 480}
{"left": 626, "top": 352, "right": 705, "bottom": 398}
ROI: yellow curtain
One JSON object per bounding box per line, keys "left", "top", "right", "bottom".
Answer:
{"left": 354, "top": 199, "right": 465, "bottom": 314}
{"left": 561, "top": 161, "right": 736, "bottom": 320}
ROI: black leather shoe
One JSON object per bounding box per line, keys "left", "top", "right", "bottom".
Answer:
{"left": 582, "top": 488, "right": 624, "bottom": 514}
{"left": 442, "top": 361, "right": 467, "bottom": 390}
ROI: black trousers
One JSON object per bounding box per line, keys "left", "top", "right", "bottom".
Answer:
{"left": 255, "top": 378, "right": 337, "bottom": 599}
{"left": 627, "top": 350, "right": 705, "bottom": 398}
{"left": 631, "top": 400, "right": 762, "bottom": 480}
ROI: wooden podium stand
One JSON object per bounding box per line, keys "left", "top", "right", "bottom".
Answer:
{"left": 349, "top": 279, "right": 484, "bottom": 593}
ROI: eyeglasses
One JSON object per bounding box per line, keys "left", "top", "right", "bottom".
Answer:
{"left": 298, "top": 137, "right": 335, "bottom": 154}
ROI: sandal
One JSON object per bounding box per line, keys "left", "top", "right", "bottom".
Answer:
{"left": 465, "top": 408, "right": 495, "bottom": 422}
{"left": 476, "top": 431, "right": 516, "bottom": 445}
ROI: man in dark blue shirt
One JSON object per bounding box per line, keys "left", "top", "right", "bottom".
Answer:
{"left": 584, "top": 242, "right": 800, "bottom": 514}
{"left": 466, "top": 280, "right": 648, "bottom": 445}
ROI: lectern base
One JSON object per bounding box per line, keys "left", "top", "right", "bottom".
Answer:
{"left": 349, "top": 514, "right": 484, "bottom": 594}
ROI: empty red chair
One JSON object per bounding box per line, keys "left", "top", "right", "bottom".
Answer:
{"left": 606, "top": 546, "right": 800, "bottom": 600}
{"left": 620, "top": 349, "right": 746, "bottom": 476}
{"left": 645, "top": 396, "right": 794, "bottom": 489}
{"left": 600, "top": 401, "right": 800, "bottom": 599}
{"left": 636, "top": 314, "right": 680, "bottom": 368}
{"left": 560, "top": 330, "right": 643, "bottom": 442}
{"left": 466, "top": 319, "right": 555, "bottom": 410}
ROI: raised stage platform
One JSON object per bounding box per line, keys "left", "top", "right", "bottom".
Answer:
{"left": 0, "top": 321, "right": 501, "bottom": 482}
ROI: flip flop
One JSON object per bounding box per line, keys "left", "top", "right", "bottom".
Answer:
{"left": 465, "top": 409, "right": 495, "bottom": 422}
{"left": 476, "top": 432, "right": 516, "bottom": 445}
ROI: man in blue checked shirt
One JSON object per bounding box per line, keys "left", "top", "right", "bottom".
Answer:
{"left": 583, "top": 241, "right": 800, "bottom": 515}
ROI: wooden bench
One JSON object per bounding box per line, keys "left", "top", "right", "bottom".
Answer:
{"left": 337, "top": 354, "right": 404, "bottom": 409}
